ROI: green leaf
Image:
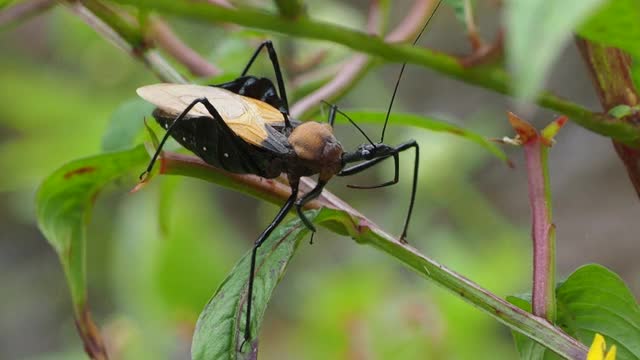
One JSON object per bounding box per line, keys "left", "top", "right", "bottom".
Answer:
{"left": 36, "top": 146, "right": 149, "bottom": 309}
{"left": 506, "top": 0, "right": 606, "bottom": 100}
{"left": 191, "top": 209, "right": 325, "bottom": 360}
{"left": 101, "top": 99, "right": 154, "bottom": 152}
{"left": 343, "top": 110, "right": 509, "bottom": 164}
{"left": 578, "top": 0, "right": 640, "bottom": 57}
{"left": 557, "top": 264, "right": 640, "bottom": 359}
{"left": 608, "top": 104, "right": 634, "bottom": 119}
{"left": 508, "top": 264, "right": 640, "bottom": 360}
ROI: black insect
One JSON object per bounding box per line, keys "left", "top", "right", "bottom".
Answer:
{"left": 137, "top": 27, "right": 432, "bottom": 345}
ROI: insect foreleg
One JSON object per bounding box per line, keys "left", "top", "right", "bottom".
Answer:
{"left": 338, "top": 153, "right": 399, "bottom": 189}
{"left": 294, "top": 179, "right": 328, "bottom": 234}
{"left": 400, "top": 141, "right": 419, "bottom": 241}
{"left": 338, "top": 141, "right": 419, "bottom": 242}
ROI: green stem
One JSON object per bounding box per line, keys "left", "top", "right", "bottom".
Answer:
{"left": 106, "top": 0, "right": 640, "bottom": 144}
{"left": 273, "top": 0, "right": 305, "bottom": 19}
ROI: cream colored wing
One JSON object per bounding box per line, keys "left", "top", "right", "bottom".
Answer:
{"left": 136, "top": 84, "right": 287, "bottom": 150}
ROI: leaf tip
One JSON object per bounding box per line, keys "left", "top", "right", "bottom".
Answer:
{"left": 507, "top": 112, "right": 538, "bottom": 144}
{"left": 130, "top": 177, "right": 150, "bottom": 193}
{"left": 540, "top": 115, "right": 568, "bottom": 145}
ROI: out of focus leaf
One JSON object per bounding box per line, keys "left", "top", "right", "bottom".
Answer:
{"left": 578, "top": 0, "right": 640, "bottom": 57}
{"left": 0, "top": 60, "right": 123, "bottom": 190}
{"left": 506, "top": 0, "right": 605, "bottom": 100}
{"left": 508, "top": 264, "right": 640, "bottom": 360}
{"left": 343, "top": 110, "right": 509, "bottom": 164}
{"left": 191, "top": 209, "right": 321, "bottom": 360}
{"left": 36, "top": 146, "right": 148, "bottom": 311}
{"left": 608, "top": 104, "right": 633, "bottom": 119}
{"left": 102, "top": 99, "right": 153, "bottom": 152}
{"left": 36, "top": 145, "right": 149, "bottom": 355}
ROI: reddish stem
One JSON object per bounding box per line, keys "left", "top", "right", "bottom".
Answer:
{"left": 0, "top": 0, "right": 56, "bottom": 27}
{"left": 523, "top": 141, "right": 553, "bottom": 319}
{"left": 149, "top": 19, "right": 221, "bottom": 77}
{"left": 575, "top": 38, "right": 640, "bottom": 198}
{"left": 508, "top": 112, "right": 556, "bottom": 322}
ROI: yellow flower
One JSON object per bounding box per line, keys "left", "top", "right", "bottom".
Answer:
{"left": 587, "top": 334, "right": 617, "bottom": 360}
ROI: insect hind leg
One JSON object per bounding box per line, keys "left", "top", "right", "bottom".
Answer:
{"left": 141, "top": 97, "right": 210, "bottom": 180}
{"left": 241, "top": 40, "right": 291, "bottom": 128}
{"left": 141, "top": 97, "right": 237, "bottom": 180}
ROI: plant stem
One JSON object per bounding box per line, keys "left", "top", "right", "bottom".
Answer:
{"left": 70, "top": 0, "right": 186, "bottom": 83}
{"left": 292, "top": 0, "right": 436, "bottom": 118}
{"left": 508, "top": 113, "right": 562, "bottom": 323}
{"left": 106, "top": 0, "right": 640, "bottom": 144}
{"left": 148, "top": 18, "right": 221, "bottom": 77}
{"left": 524, "top": 136, "right": 556, "bottom": 321}
{"left": 0, "top": 0, "right": 56, "bottom": 28}
{"left": 576, "top": 38, "right": 640, "bottom": 198}
{"left": 273, "top": 0, "right": 305, "bottom": 19}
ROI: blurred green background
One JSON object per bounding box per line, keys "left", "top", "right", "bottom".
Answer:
{"left": 1, "top": 1, "right": 638, "bottom": 359}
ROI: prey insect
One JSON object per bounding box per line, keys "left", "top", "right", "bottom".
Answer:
{"left": 136, "top": 14, "right": 436, "bottom": 344}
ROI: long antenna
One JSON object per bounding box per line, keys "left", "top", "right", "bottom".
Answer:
{"left": 380, "top": 0, "right": 443, "bottom": 143}
{"left": 321, "top": 100, "right": 375, "bottom": 146}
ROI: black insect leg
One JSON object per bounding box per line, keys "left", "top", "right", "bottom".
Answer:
{"left": 241, "top": 40, "right": 291, "bottom": 128}
{"left": 327, "top": 103, "right": 337, "bottom": 128}
{"left": 243, "top": 179, "right": 300, "bottom": 346}
{"left": 294, "top": 179, "right": 328, "bottom": 243}
{"left": 141, "top": 97, "right": 213, "bottom": 179}
{"left": 338, "top": 141, "right": 419, "bottom": 242}
{"left": 340, "top": 153, "right": 399, "bottom": 189}
{"left": 401, "top": 141, "right": 419, "bottom": 241}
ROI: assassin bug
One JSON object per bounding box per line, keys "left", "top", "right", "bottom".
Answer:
{"left": 137, "top": 2, "right": 440, "bottom": 346}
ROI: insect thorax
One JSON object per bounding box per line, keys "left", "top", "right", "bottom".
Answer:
{"left": 288, "top": 122, "right": 343, "bottom": 180}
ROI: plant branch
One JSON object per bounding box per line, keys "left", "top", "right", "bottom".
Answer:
{"left": 274, "top": 0, "right": 305, "bottom": 19}
{"left": 148, "top": 18, "right": 221, "bottom": 77}
{"left": 106, "top": 0, "right": 640, "bottom": 144}
{"left": 576, "top": 38, "right": 640, "bottom": 198}
{"left": 506, "top": 113, "right": 563, "bottom": 322}
{"left": 0, "top": 0, "right": 56, "bottom": 28}
{"left": 158, "top": 151, "right": 587, "bottom": 359}
{"left": 290, "top": 0, "right": 385, "bottom": 118}
{"left": 69, "top": 0, "right": 185, "bottom": 83}
{"left": 291, "top": 0, "right": 437, "bottom": 118}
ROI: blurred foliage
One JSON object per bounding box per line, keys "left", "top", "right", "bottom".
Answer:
{"left": 3, "top": 0, "right": 640, "bottom": 360}
{"left": 505, "top": 0, "right": 605, "bottom": 100}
